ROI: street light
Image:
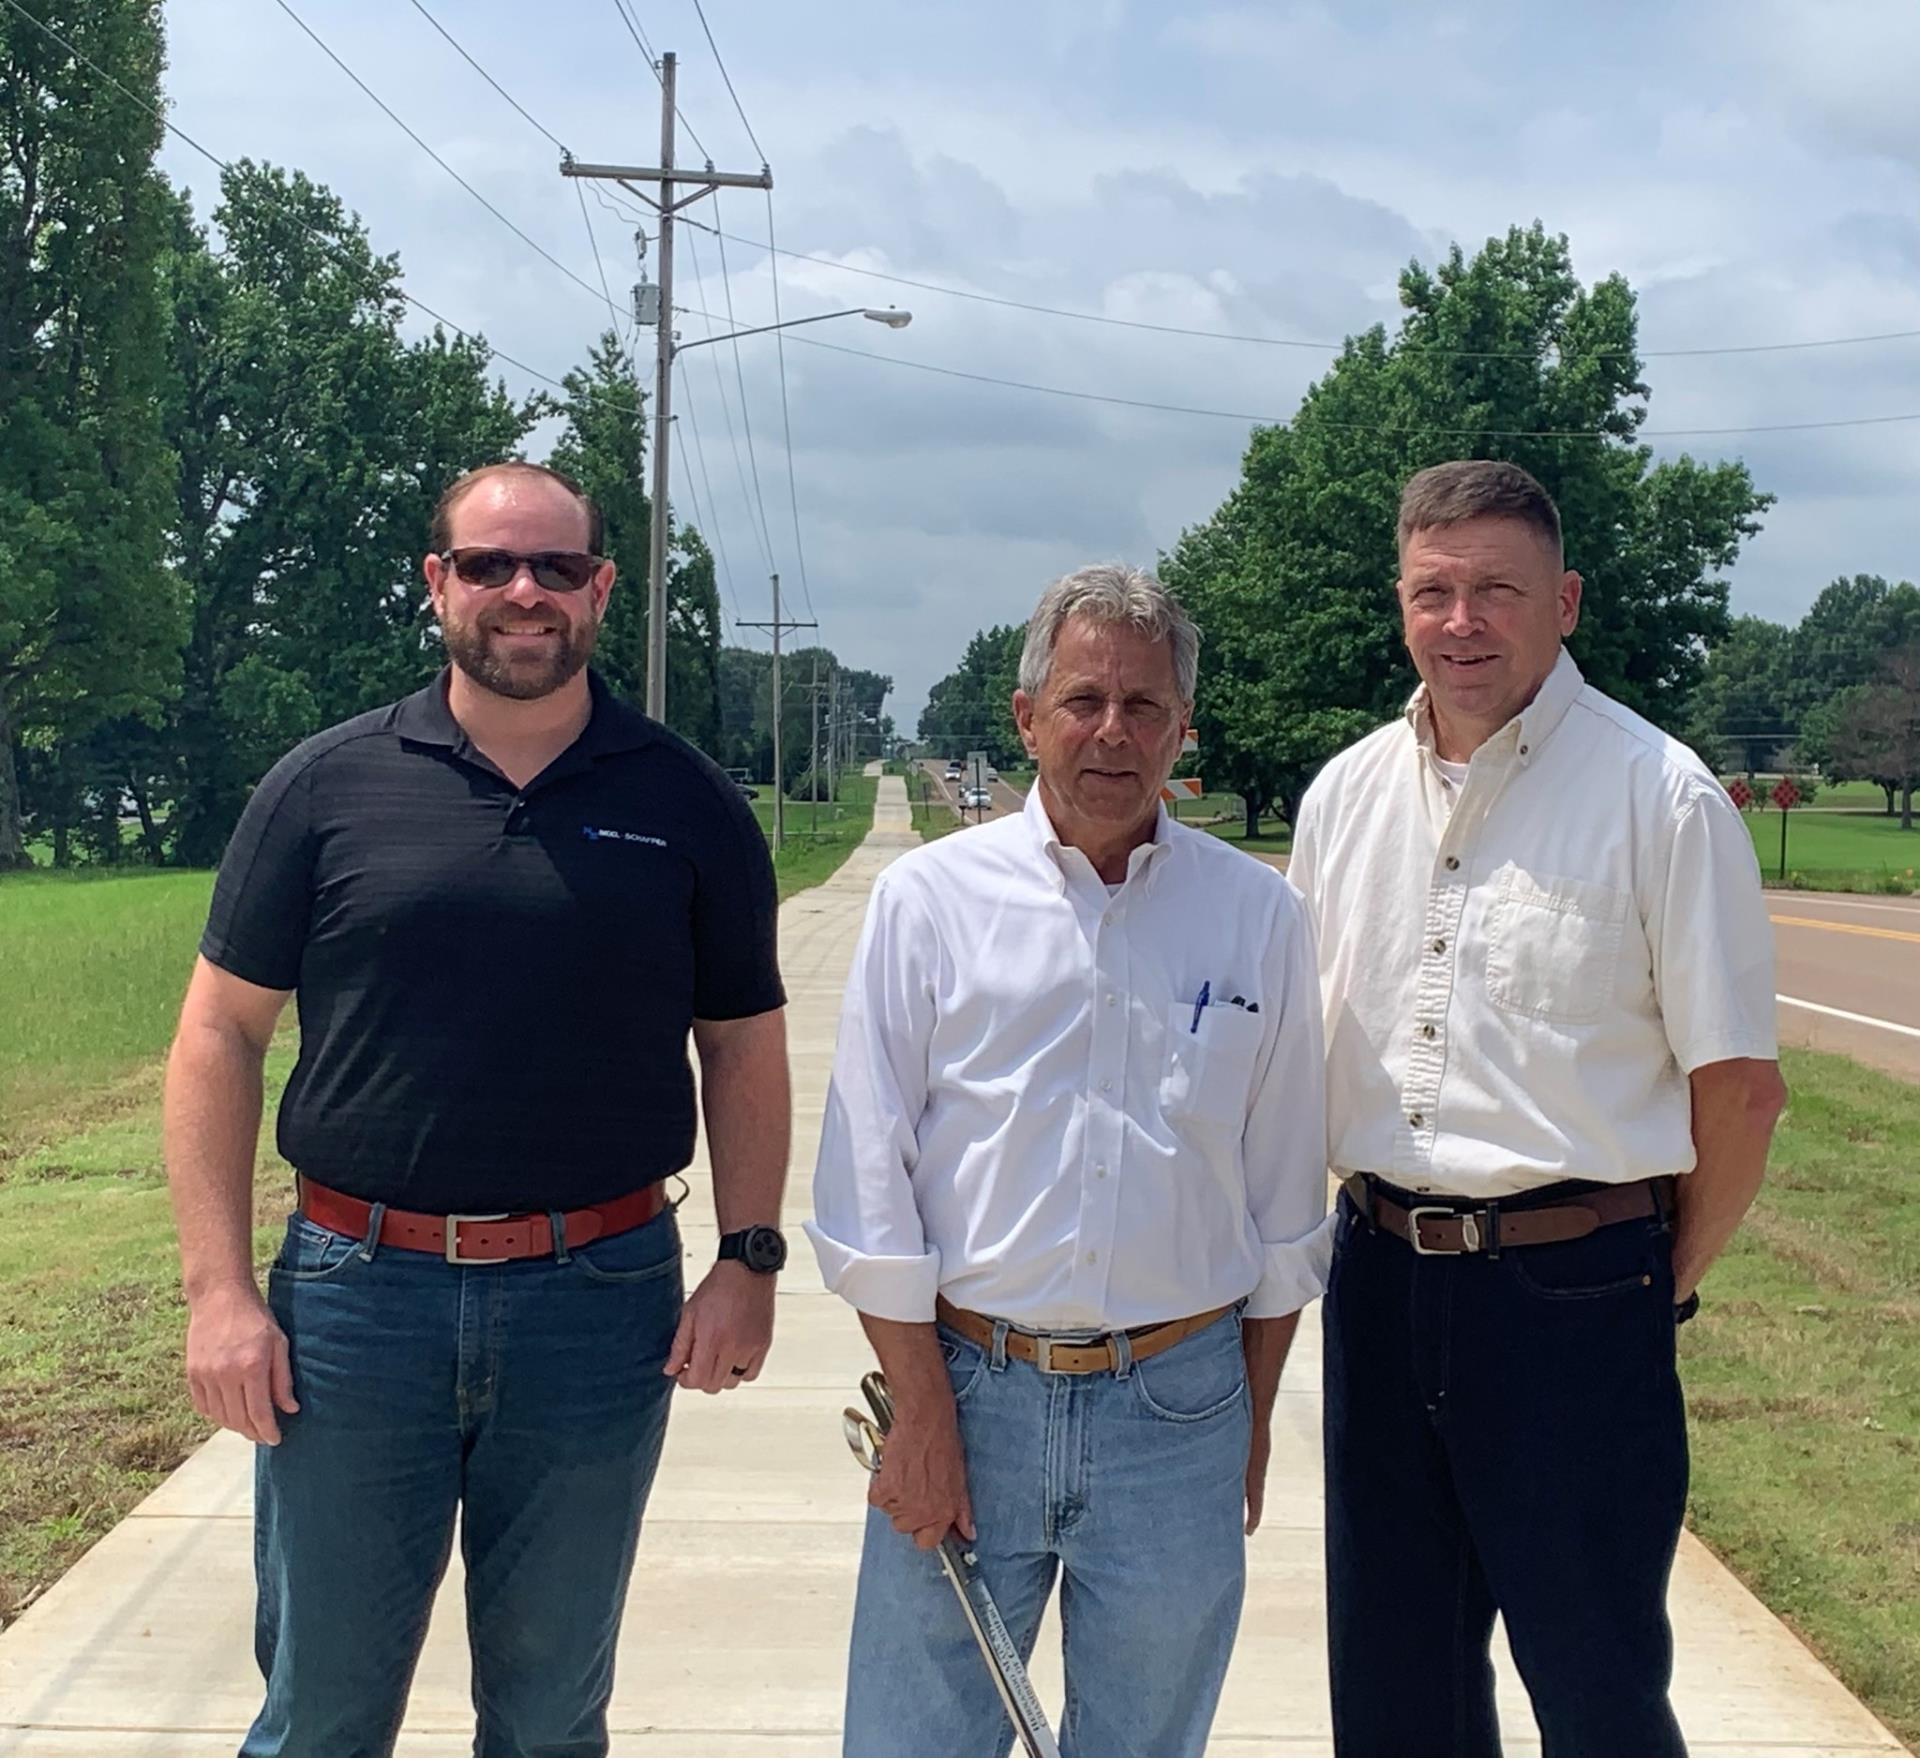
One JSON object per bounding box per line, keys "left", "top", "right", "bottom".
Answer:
{"left": 673, "top": 306, "right": 913, "bottom": 354}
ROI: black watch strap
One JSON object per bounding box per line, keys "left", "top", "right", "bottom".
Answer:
{"left": 718, "top": 1225, "right": 788, "bottom": 1274}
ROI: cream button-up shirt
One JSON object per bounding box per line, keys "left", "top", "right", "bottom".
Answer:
{"left": 807, "top": 783, "right": 1329, "bottom": 1329}
{"left": 1288, "top": 651, "right": 1777, "bottom": 1200}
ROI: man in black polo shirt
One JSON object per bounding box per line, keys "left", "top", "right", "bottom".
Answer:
{"left": 163, "top": 461, "right": 791, "bottom": 1757}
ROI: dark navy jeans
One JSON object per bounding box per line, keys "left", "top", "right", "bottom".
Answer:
{"left": 1323, "top": 1182, "right": 1689, "bottom": 1758}
{"left": 242, "top": 1205, "right": 682, "bottom": 1758}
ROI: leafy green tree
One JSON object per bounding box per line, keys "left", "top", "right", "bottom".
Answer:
{"left": 546, "top": 330, "right": 724, "bottom": 753}
{"left": 918, "top": 625, "right": 1024, "bottom": 767}
{"left": 1, "top": 0, "right": 182, "bottom": 865}
{"left": 1161, "top": 225, "right": 1770, "bottom": 832}
{"left": 160, "top": 165, "right": 532, "bottom": 864}
{"left": 1687, "top": 615, "right": 1799, "bottom": 773}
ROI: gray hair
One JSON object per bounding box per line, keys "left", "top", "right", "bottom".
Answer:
{"left": 1018, "top": 563, "right": 1200, "bottom": 702}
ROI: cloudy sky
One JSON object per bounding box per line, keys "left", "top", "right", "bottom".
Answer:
{"left": 159, "top": 0, "right": 1920, "bottom": 728}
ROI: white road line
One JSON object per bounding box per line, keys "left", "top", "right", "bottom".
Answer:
{"left": 1764, "top": 893, "right": 1920, "bottom": 918}
{"left": 1777, "top": 995, "right": 1920, "bottom": 1041}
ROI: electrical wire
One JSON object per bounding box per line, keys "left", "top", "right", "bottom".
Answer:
{"left": 712, "top": 198, "right": 779, "bottom": 567}
{"left": 672, "top": 214, "right": 1920, "bottom": 365}
{"left": 765, "top": 192, "right": 816, "bottom": 622}
{"left": 690, "top": 0, "right": 765, "bottom": 163}
{"left": 269, "top": 0, "right": 611, "bottom": 311}
{"left": 0, "top": 0, "right": 566, "bottom": 389}
{"left": 607, "top": 0, "right": 711, "bottom": 162}
{"left": 673, "top": 359, "right": 746, "bottom": 631}
{"left": 683, "top": 226, "right": 777, "bottom": 574}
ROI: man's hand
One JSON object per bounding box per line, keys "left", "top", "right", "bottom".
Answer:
{"left": 871, "top": 1400, "right": 975, "bottom": 1550}
{"left": 1245, "top": 1418, "right": 1273, "bottom": 1535}
{"left": 186, "top": 1281, "right": 298, "bottom": 1446}
{"left": 664, "top": 1260, "right": 775, "bottom": 1393}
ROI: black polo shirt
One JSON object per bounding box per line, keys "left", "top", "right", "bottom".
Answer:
{"left": 200, "top": 668, "right": 784, "bottom": 1212}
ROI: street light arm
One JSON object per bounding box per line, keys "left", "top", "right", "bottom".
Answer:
{"left": 673, "top": 307, "right": 910, "bottom": 353}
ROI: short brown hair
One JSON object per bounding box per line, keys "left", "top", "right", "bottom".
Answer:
{"left": 1397, "top": 460, "right": 1562, "bottom": 565}
{"left": 430, "top": 461, "right": 604, "bottom": 554}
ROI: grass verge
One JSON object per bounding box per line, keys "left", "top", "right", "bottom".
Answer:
{"left": 1683, "top": 1046, "right": 1920, "bottom": 1747}
{"left": 1742, "top": 809, "right": 1920, "bottom": 893}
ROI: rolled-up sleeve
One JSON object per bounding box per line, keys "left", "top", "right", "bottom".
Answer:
{"left": 1240, "top": 881, "right": 1333, "bottom": 1315}
{"left": 1649, "top": 788, "right": 1779, "bottom": 1074}
{"left": 805, "top": 870, "right": 944, "bottom": 1321}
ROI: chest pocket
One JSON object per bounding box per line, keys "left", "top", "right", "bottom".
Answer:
{"left": 1160, "top": 1005, "right": 1265, "bottom": 1129}
{"left": 1485, "top": 867, "right": 1630, "bottom": 1025}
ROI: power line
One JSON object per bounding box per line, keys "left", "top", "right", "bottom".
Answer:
{"left": 673, "top": 310, "right": 1920, "bottom": 440}
{"left": 689, "top": 0, "right": 765, "bottom": 163}
{"left": 683, "top": 225, "right": 776, "bottom": 575}
{"left": 673, "top": 214, "right": 1920, "bottom": 365}
{"left": 673, "top": 359, "right": 745, "bottom": 631}
{"left": 0, "top": 0, "right": 566, "bottom": 390}
{"left": 607, "top": 0, "right": 711, "bottom": 162}
{"left": 269, "top": 0, "right": 611, "bottom": 312}
{"left": 403, "top": 0, "right": 566, "bottom": 152}
{"left": 766, "top": 191, "right": 816, "bottom": 623}
{"left": 712, "top": 199, "right": 779, "bottom": 569}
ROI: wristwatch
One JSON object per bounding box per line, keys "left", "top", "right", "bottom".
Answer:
{"left": 717, "top": 1225, "right": 788, "bottom": 1275}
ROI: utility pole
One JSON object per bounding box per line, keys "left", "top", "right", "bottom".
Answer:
{"left": 561, "top": 59, "right": 771, "bottom": 722}
{"left": 738, "top": 574, "right": 813, "bottom": 852}
{"left": 809, "top": 652, "right": 822, "bottom": 836}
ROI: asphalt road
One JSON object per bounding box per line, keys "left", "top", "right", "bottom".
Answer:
{"left": 918, "top": 759, "right": 1024, "bottom": 823}
{"left": 1767, "top": 889, "right": 1920, "bottom": 1082}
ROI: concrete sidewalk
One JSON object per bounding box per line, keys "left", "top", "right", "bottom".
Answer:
{"left": 0, "top": 777, "right": 1906, "bottom": 1755}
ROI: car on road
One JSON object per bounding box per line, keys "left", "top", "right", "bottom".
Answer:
{"left": 963, "top": 787, "right": 993, "bottom": 809}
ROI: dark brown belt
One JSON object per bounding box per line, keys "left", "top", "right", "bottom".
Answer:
{"left": 1343, "top": 1173, "right": 1671, "bottom": 1257}
{"left": 935, "top": 1295, "right": 1234, "bottom": 1375}
{"left": 298, "top": 1177, "right": 669, "bottom": 1264}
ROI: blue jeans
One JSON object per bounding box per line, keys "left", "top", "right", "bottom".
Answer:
{"left": 1324, "top": 1183, "right": 1689, "bottom": 1757}
{"left": 844, "top": 1308, "right": 1253, "bottom": 1758}
{"left": 242, "top": 1206, "right": 683, "bottom": 1758}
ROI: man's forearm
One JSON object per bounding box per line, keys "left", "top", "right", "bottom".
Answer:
{"left": 164, "top": 1024, "right": 267, "bottom": 1300}
{"left": 698, "top": 1014, "right": 791, "bottom": 1231}
{"left": 1673, "top": 1058, "right": 1788, "bottom": 1299}
{"left": 860, "top": 1314, "right": 954, "bottom": 1420}
{"left": 1242, "top": 1312, "right": 1300, "bottom": 1426}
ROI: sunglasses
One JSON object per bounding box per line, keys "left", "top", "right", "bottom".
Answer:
{"left": 439, "top": 548, "right": 603, "bottom": 593}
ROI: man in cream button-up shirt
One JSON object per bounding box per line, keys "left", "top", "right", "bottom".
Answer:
{"left": 1289, "top": 461, "right": 1786, "bottom": 1758}
{"left": 810, "top": 564, "right": 1327, "bottom": 1758}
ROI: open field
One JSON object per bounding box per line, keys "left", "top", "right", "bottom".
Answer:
{"left": 1741, "top": 808, "right": 1920, "bottom": 891}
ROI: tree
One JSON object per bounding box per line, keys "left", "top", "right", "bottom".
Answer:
{"left": 160, "top": 164, "right": 533, "bottom": 864}
{"left": 1828, "top": 646, "right": 1920, "bottom": 830}
{"left": 918, "top": 625, "right": 1024, "bottom": 767}
{"left": 1686, "top": 615, "right": 1798, "bottom": 774}
{"left": 1, "top": 0, "right": 182, "bottom": 865}
{"left": 1161, "top": 225, "right": 1770, "bottom": 831}
{"left": 546, "top": 330, "right": 724, "bottom": 754}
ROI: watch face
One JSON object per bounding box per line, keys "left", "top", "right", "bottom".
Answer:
{"left": 743, "top": 1226, "right": 788, "bottom": 1273}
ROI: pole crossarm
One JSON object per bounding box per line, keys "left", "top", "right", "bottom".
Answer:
{"left": 561, "top": 156, "right": 773, "bottom": 192}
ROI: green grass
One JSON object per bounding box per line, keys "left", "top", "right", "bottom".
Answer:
{"left": 1682, "top": 1047, "right": 1920, "bottom": 1747}
{"left": 0, "top": 871, "right": 212, "bottom": 1160}
{"left": 1203, "top": 818, "right": 1294, "bottom": 856}
{"left": 1742, "top": 808, "right": 1920, "bottom": 890}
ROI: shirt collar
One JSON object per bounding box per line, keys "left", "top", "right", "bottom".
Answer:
{"left": 1403, "top": 647, "right": 1584, "bottom": 769}
{"left": 1022, "top": 774, "right": 1174, "bottom": 894}
{"left": 394, "top": 667, "right": 656, "bottom": 762}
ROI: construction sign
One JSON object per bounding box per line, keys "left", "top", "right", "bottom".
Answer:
{"left": 1162, "top": 728, "right": 1203, "bottom": 803}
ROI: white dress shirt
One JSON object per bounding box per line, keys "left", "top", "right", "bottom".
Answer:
{"left": 1288, "top": 650, "right": 1777, "bottom": 1200}
{"left": 807, "top": 783, "right": 1329, "bottom": 1329}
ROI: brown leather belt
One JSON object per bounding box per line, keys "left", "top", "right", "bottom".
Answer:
{"left": 1343, "top": 1173, "right": 1670, "bottom": 1257}
{"left": 298, "top": 1177, "right": 669, "bottom": 1264}
{"left": 935, "top": 1295, "right": 1234, "bottom": 1375}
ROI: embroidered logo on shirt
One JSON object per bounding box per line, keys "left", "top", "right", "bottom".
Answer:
{"left": 581, "top": 826, "right": 668, "bottom": 847}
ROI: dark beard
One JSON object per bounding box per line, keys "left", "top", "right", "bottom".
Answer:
{"left": 441, "top": 606, "right": 598, "bottom": 701}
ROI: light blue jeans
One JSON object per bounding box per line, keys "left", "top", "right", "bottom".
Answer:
{"left": 844, "top": 1308, "right": 1252, "bottom": 1758}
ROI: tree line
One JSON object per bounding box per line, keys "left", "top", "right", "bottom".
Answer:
{"left": 0, "top": 2, "right": 888, "bottom": 869}
{"left": 924, "top": 225, "right": 1790, "bottom": 833}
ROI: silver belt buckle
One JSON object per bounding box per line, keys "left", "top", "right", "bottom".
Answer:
{"left": 444, "top": 1212, "right": 511, "bottom": 1264}
{"left": 1406, "top": 1205, "right": 1482, "bottom": 1255}
{"left": 1032, "top": 1334, "right": 1057, "bottom": 1374}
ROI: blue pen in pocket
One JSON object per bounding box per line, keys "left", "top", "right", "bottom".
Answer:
{"left": 1189, "top": 980, "right": 1211, "bottom": 1034}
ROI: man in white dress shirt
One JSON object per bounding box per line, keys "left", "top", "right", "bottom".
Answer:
{"left": 1288, "top": 460, "right": 1787, "bottom": 1757}
{"left": 809, "top": 563, "right": 1329, "bottom": 1758}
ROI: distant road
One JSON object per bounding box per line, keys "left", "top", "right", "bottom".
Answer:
{"left": 917, "top": 760, "right": 1022, "bottom": 824}
{"left": 1767, "top": 890, "right": 1920, "bottom": 1083}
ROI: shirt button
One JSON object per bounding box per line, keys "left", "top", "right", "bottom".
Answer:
{"left": 1421, "top": 1023, "right": 1436, "bottom": 1040}
{"left": 1104, "top": 993, "right": 1117, "bottom": 1008}
{"left": 1095, "top": 1164, "right": 1108, "bottom": 1178}
{"left": 1445, "top": 856, "right": 1460, "bottom": 871}
{"left": 1099, "top": 1078, "right": 1112, "bottom": 1093}
{"left": 1431, "top": 938, "right": 1446, "bottom": 955}
{"left": 1409, "top": 1113, "right": 1424, "bottom": 1128}
{"left": 1519, "top": 743, "right": 1530, "bottom": 756}
{"left": 1085, "top": 1251, "right": 1098, "bottom": 1265}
